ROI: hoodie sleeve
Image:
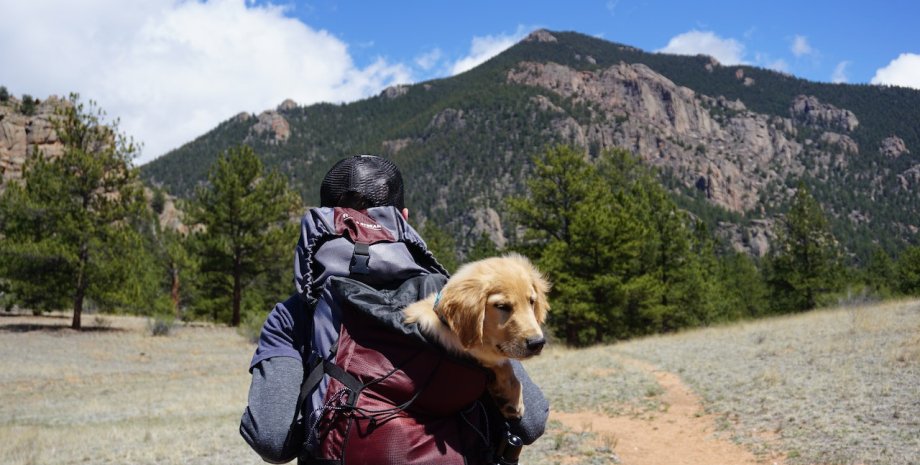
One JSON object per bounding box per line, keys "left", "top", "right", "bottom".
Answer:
{"left": 240, "top": 357, "right": 305, "bottom": 463}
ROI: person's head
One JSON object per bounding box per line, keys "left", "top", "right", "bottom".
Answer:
{"left": 320, "top": 155, "right": 408, "bottom": 218}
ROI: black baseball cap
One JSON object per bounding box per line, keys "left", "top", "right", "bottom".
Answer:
{"left": 320, "top": 155, "right": 405, "bottom": 210}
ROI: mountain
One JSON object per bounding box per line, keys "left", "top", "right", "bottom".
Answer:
{"left": 136, "top": 30, "right": 918, "bottom": 261}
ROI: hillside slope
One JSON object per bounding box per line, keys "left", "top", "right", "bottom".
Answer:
{"left": 138, "top": 29, "right": 920, "bottom": 260}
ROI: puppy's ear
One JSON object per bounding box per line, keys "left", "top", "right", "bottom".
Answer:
{"left": 437, "top": 274, "right": 486, "bottom": 349}
{"left": 530, "top": 266, "right": 551, "bottom": 325}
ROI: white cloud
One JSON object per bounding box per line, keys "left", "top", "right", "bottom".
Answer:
{"left": 415, "top": 48, "right": 443, "bottom": 71}
{"left": 832, "top": 61, "right": 851, "bottom": 83}
{"left": 606, "top": 0, "right": 620, "bottom": 16}
{"left": 450, "top": 27, "right": 530, "bottom": 75}
{"left": 0, "top": 0, "right": 412, "bottom": 164}
{"left": 871, "top": 53, "right": 920, "bottom": 90}
{"left": 657, "top": 30, "right": 746, "bottom": 65}
{"left": 791, "top": 35, "right": 814, "bottom": 57}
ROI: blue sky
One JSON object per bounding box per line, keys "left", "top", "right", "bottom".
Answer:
{"left": 2, "top": 0, "right": 918, "bottom": 164}
{"left": 293, "top": 1, "right": 919, "bottom": 85}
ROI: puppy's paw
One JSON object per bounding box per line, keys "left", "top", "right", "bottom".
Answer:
{"left": 498, "top": 397, "right": 525, "bottom": 420}
{"left": 488, "top": 361, "right": 524, "bottom": 420}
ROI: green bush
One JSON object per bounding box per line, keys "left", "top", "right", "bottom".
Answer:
{"left": 20, "top": 94, "right": 36, "bottom": 116}
{"left": 147, "top": 316, "right": 176, "bottom": 336}
{"left": 896, "top": 246, "right": 920, "bottom": 296}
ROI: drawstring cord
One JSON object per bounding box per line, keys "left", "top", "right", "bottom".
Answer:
{"left": 459, "top": 399, "right": 491, "bottom": 447}
{"left": 309, "top": 349, "right": 443, "bottom": 436}
{"left": 308, "top": 348, "right": 492, "bottom": 455}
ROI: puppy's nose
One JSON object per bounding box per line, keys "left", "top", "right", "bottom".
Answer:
{"left": 526, "top": 337, "right": 546, "bottom": 354}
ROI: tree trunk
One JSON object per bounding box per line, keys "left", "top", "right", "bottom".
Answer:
{"left": 232, "top": 258, "right": 242, "bottom": 327}
{"left": 72, "top": 244, "right": 88, "bottom": 330}
{"left": 72, "top": 287, "right": 84, "bottom": 330}
{"left": 170, "top": 264, "right": 181, "bottom": 319}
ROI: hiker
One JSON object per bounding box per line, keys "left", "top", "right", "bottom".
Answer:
{"left": 240, "top": 155, "right": 549, "bottom": 465}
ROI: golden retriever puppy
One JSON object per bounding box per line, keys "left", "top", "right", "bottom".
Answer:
{"left": 403, "top": 253, "right": 550, "bottom": 419}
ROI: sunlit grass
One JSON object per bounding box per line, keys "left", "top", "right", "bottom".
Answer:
{"left": 2, "top": 299, "right": 917, "bottom": 465}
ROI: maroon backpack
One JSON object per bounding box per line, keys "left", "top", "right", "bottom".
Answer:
{"left": 295, "top": 207, "right": 498, "bottom": 465}
{"left": 307, "top": 278, "right": 494, "bottom": 465}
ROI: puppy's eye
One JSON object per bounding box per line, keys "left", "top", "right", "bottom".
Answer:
{"left": 529, "top": 296, "right": 536, "bottom": 305}
{"left": 495, "top": 303, "right": 512, "bottom": 312}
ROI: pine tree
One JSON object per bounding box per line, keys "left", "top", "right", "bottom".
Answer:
{"left": 766, "top": 184, "right": 843, "bottom": 312}
{"left": 510, "top": 146, "right": 655, "bottom": 344}
{"left": 20, "top": 94, "right": 37, "bottom": 115}
{"left": 465, "top": 232, "right": 500, "bottom": 263}
{"left": 865, "top": 246, "right": 896, "bottom": 296}
{"left": 507, "top": 145, "right": 598, "bottom": 246}
{"left": 183, "top": 145, "right": 301, "bottom": 326}
{"left": 896, "top": 245, "right": 920, "bottom": 296}
{"left": 0, "top": 94, "right": 145, "bottom": 329}
{"left": 421, "top": 221, "right": 459, "bottom": 274}
{"left": 715, "top": 252, "right": 769, "bottom": 320}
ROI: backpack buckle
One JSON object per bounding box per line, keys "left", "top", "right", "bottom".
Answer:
{"left": 350, "top": 242, "right": 371, "bottom": 274}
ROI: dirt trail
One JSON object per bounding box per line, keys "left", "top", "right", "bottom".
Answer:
{"left": 552, "top": 356, "right": 785, "bottom": 465}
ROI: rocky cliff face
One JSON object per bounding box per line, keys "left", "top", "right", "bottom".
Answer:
{"left": 0, "top": 95, "right": 68, "bottom": 191}
{"left": 506, "top": 60, "right": 849, "bottom": 215}
{"left": 243, "top": 100, "right": 295, "bottom": 145}
{"left": 790, "top": 95, "right": 859, "bottom": 132}
{"left": 503, "top": 56, "right": 882, "bottom": 255}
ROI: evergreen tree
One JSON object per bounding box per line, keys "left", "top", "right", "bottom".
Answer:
{"left": 465, "top": 232, "right": 500, "bottom": 263}
{"left": 666, "top": 220, "right": 721, "bottom": 328}
{"left": 421, "top": 221, "right": 459, "bottom": 274}
{"left": 510, "top": 145, "right": 750, "bottom": 344}
{"left": 715, "top": 252, "right": 769, "bottom": 320}
{"left": 507, "top": 145, "right": 598, "bottom": 246}
{"left": 151, "top": 187, "right": 166, "bottom": 215}
{"left": 896, "top": 245, "right": 920, "bottom": 296}
{"left": 0, "top": 94, "right": 145, "bottom": 329}
{"left": 149, "top": 224, "right": 194, "bottom": 318}
{"left": 183, "top": 145, "right": 301, "bottom": 326}
{"left": 865, "top": 246, "right": 896, "bottom": 296}
{"left": 766, "top": 184, "right": 843, "bottom": 312}
{"left": 510, "top": 146, "right": 654, "bottom": 344}
{"left": 20, "top": 94, "right": 37, "bottom": 115}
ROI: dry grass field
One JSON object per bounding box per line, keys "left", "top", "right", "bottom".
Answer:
{"left": 0, "top": 313, "right": 264, "bottom": 465}
{"left": 1, "top": 299, "right": 917, "bottom": 465}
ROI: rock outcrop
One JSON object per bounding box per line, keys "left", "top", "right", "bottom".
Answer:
{"left": 880, "top": 135, "right": 910, "bottom": 158}
{"left": 507, "top": 61, "right": 813, "bottom": 214}
{"left": 898, "top": 164, "right": 920, "bottom": 191}
{"left": 525, "top": 29, "right": 558, "bottom": 43}
{"left": 246, "top": 110, "right": 290, "bottom": 144}
{"left": 790, "top": 95, "right": 859, "bottom": 132}
{"left": 428, "top": 108, "right": 467, "bottom": 131}
{"left": 505, "top": 61, "right": 877, "bottom": 254}
{"left": 380, "top": 85, "right": 410, "bottom": 99}
{"left": 277, "top": 99, "right": 298, "bottom": 111}
{"left": 716, "top": 219, "right": 776, "bottom": 257}
{"left": 1, "top": 95, "right": 68, "bottom": 191}
{"left": 463, "top": 207, "right": 508, "bottom": 250}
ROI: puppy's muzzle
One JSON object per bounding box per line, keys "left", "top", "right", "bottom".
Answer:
{"left": 525, "top": 336, "right": 546, "bottom": 356}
